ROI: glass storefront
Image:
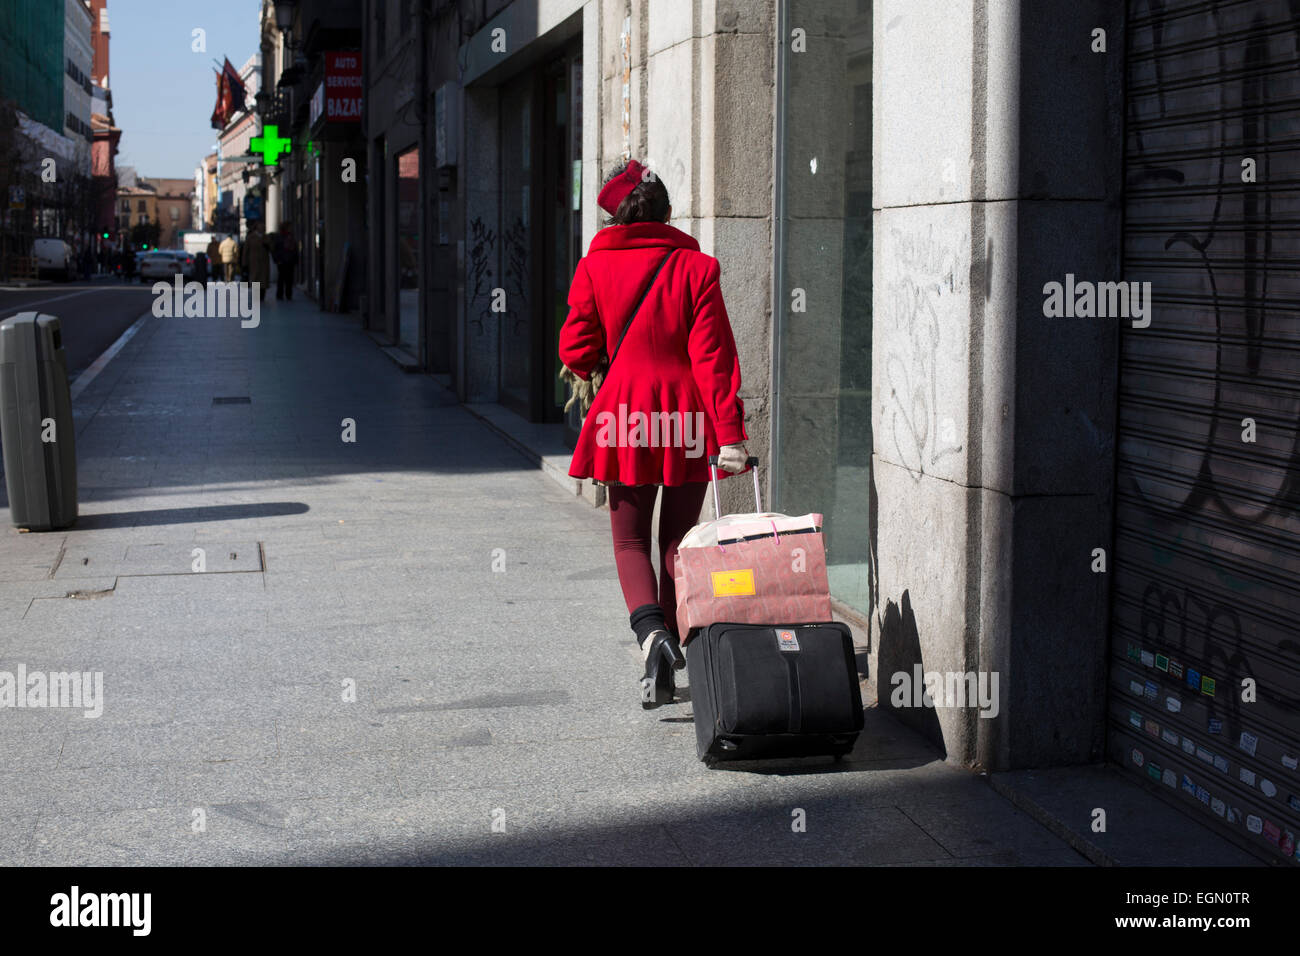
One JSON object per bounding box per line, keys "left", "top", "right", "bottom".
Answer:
{"left": 395, "top": 145, "right": 420, "bottom": 357}
{"left": 498, "top": 42, "right": 583, "bottom": 424}
{"left": 547, "top": 49, "right": 583, "bottom": 431}
{"left": 313, "top": 154, "right": 322, "bottom": 301}
{"left": 773, "top": 0, "right": 873, "bottom": 614}
{"left": 499, "top": 73, "right": 534, "bottom": 416}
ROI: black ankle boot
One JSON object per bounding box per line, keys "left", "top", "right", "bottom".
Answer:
{"left": 629, "top": 603, "right": 666, "bottom": 645}
{"left": 639, "top": 629, "right": 685, "bottom": 709}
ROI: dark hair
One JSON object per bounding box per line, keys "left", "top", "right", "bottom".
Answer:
{"left": 603, "top": 161, "right": 670, "bottom": 225}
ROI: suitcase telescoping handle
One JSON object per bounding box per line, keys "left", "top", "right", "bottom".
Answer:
{"left": 707, "top": 454, "right": 762, "bottom": 519}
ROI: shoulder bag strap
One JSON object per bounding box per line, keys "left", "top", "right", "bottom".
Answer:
{"left": 607, "top": 249, "right": 674, "bottom": 369}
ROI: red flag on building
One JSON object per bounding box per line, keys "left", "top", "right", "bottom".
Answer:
{"left": 210, "top": 70, "right": 229, "bottom": 130}
{"left": 209, "top": 58, "right": 246, "bottom": 130}
{"left": 222, "top": 58, "right": 247, "bottom": 115}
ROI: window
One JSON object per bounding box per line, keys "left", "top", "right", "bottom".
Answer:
{"left": 137, "top": 200, "right": 146, "bottom": 212}
{"left": 395, "top": 145, "right": 420, "bottom": 356}
{"left": 773, "top": 0, "right": 873, "bottom": 613}
{"left": 170, "top": 207, "right": 179, "bottom": 220}
{"left": 121, "top": 200, "right": 130, "bottom": 212}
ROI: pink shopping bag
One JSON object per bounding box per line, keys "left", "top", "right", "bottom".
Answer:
{"left": 675, "top": 455, "right": 832, "bottom": 642}
{"left": 674, "top": 524, "right": 831, "bottom": 643}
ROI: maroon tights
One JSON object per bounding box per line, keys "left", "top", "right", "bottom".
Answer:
{"left": 608, "top": 482, "right": 709, "bottom": 636}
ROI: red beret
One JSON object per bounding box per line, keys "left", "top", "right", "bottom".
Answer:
{"left": 597, "top": 159, "right": 648, "bottom": 216}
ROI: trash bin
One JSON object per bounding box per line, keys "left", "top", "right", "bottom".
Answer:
{"left": 0, "top": 312, "right": 77, "bottom": 530}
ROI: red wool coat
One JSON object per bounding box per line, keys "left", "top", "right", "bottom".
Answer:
{"left": 560, "top": 222, "right": 749, "bottom": 486}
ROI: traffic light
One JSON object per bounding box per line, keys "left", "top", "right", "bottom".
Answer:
{"left": 101, "top": 231, "right": 109, "bottom": 239}
{"left": 142, "top": 243, "right": 150, "bottom": 250}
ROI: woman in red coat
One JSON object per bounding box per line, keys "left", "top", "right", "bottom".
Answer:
{"left": 559, "top": 160, "right": 750, "bottom": 708}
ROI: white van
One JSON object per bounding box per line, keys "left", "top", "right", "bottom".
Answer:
{"left": 183, "top": 232, "right": 228, "bottom": 257}
{"left": 32, "top": 238, "right": 75, "bottom": 281}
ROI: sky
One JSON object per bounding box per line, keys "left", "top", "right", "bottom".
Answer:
{"left": 109, "top": 0, "right": 264, "bottom": 179}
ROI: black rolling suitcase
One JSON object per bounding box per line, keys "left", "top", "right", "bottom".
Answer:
{"left": 687, "top": 620, "right": 864, "bottom": 763}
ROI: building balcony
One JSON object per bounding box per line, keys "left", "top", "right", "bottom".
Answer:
{"left": 298, "top": 0, "right": 363, "bottom": 57}
{"left": 262, "top": 87, "right": 292, "bottom": 127}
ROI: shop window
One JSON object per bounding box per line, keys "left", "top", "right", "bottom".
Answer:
{"left": 395, "top": 145, "right": 420, "bottom": 357}
{"left": 773, "top": 0, "right": 874, "bottom": 614}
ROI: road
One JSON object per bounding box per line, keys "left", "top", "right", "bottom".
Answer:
{"left": 0, "top": 279, "right": 155, "bottom": 380}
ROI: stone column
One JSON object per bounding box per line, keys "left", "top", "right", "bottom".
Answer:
{"left": 871, "top": 0, "right": 1123, "bottom": 769}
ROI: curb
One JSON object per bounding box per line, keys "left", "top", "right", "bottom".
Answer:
{"left": 69, "top": 309, "right": 151, "bottom": 402}
{"left": 984, "top": 770, "right": 1116, "bottom": 866}
{"left": 461, "top": 402, "right": 606, "bottom": 508}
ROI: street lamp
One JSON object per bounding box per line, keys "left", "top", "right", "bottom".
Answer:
{"left": 275, "top": 0, "right": 302, "bottom": 88}
{"left": 274, "top": 0, "right": 296, "bottom": 32}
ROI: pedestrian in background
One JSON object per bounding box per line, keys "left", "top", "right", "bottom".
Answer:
{"left": 243, "top": 222, "right": 270, "bottom": 300}
{"left": 219, "top": 233, "right": 238, "bottom": 282}
{"left": 558, "top": 160, "right": 749, "bottom": 708}
{"left": 274, "top": 222, "right": 298, "bottom": 301}
{"left": 194, "top": 250, "right": 209, "bottom": 284}
{"left": 205, "top": 235, "right": 222, "bottom": 285}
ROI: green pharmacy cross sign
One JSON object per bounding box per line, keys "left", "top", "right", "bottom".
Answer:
{"left": 250, "top": 126, "right": 292, "bottom": 166}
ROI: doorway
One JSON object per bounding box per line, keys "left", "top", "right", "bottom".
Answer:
{"left": 496, "top": 41, "right": 583, "bottom": 426}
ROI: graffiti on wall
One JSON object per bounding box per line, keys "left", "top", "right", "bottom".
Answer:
{"left": 882, "top": 224, "right": 964, "bottom": 481}
{"left": 1123, "top": 1, "right": 1300, "bottom": 524}
{"left": 467, "top": 216, "right": 496, "bottom": 336}
{"left": 501, "top": 216, "right": 529, "bottom": 336}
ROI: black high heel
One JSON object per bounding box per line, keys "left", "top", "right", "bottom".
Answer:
{"left": 639, "top": 630, "right": 685, "bottom": 708}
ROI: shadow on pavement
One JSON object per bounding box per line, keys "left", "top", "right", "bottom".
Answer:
{"left": 249, "top": 756, "right": 1079, "bottom": 867}
{"left": 69, "top": 501, "right": 310, "bottom": 529}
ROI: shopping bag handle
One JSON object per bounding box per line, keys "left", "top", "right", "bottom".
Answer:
{"left": 707, "top": 454, "right": 761, "bottom": 520}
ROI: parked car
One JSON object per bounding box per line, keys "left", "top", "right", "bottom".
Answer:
{"left": 138, "top": 252, "right": 186, "bottom": 282}
{"left": 32, "top": 238, "right": 75, "bottom": 281}
{"left": 137, "top": 250, "right": 194, "bottom": 282}
{"left": 159, "top": 249, "right": 196, "bottom": 279}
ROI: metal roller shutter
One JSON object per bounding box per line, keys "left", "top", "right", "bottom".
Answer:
{"left": 1111, "top": 0, "right": 1300, "bottom": 863}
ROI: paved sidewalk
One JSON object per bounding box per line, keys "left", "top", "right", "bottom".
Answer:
{"left": 0, "top": 295, "right": 1133, "bottom": 864}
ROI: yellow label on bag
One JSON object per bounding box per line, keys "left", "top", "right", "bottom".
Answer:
{"left": 711, "top": 569, "right": 755, "bottom": 597}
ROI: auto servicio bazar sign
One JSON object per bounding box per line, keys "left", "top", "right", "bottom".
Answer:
{"left": 325, "top": 52, "right": 362, "bottom": 122}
